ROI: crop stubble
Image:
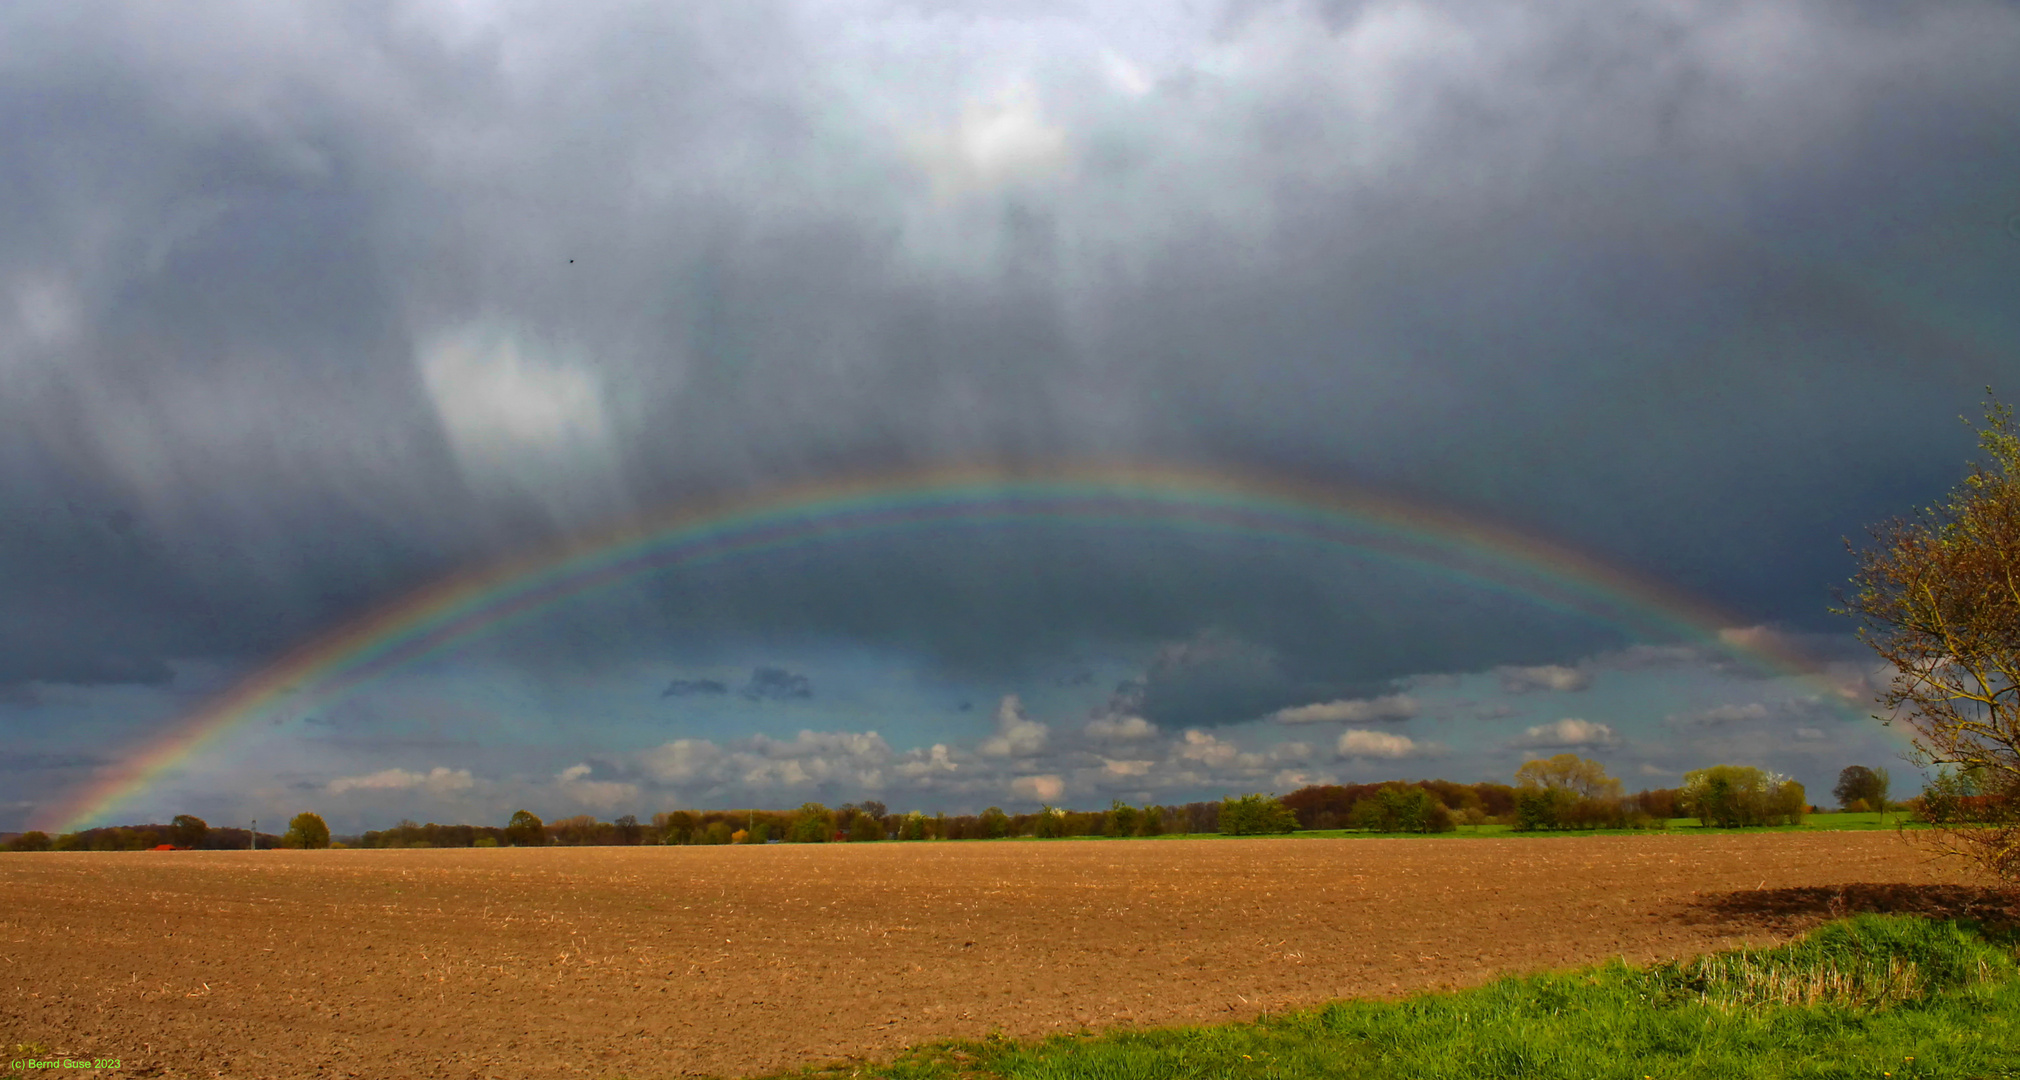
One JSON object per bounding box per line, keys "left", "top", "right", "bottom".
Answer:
{"left": 0, "top": 832, "right": 1956, "bottom": 1078}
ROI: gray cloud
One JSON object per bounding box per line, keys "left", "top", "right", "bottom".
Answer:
{"left": 661, "top": 678, "right": 729, "bottom": 698}
{"left": 740, "top": 666, "right": 813, "bottom": 702}
{"left": 1, "top": 1, "right": 2015, "bottom": 766}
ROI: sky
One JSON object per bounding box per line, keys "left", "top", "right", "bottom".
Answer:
{"left": 3, "top": 0, "right": 2017, "bottom": 834}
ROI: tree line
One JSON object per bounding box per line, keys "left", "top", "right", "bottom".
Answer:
{"left": 2, "top": 757, "right": 1904, "bottom": 853}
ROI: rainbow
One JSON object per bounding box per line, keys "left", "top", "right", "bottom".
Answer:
{"left": 43, "top": 463, "right": 1854, "bottom": 832}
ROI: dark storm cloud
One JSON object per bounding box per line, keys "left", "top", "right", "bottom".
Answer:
{"left": 661, "top": 678, "right": 729, "bottom": 698}
{"left": 740, "top": 666, "right": 813, "bottom": 702}
{"left": 0, "top": 1, "right": 2016, "bottom": 709}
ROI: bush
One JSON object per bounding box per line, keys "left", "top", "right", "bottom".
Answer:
{"left": 1219, "top": 793, "right": 1298, "bottom": 835}
{"left": 473, "top": 836, "right": 498, "bottom": 847}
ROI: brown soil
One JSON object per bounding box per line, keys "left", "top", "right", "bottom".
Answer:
{"left": 0, "top": 833, "right": 1986, "bottom": 1079}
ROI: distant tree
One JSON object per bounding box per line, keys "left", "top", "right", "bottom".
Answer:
{"left": 53, "top": 832, "right": 84, "bottom": 851}
{"left": 1219, "top": 793, "right": 1298, "bottom": 835}
{"left": 1515, "top": 754, "right": 1623, "bottom": 800}
{"left": 979, "top": 806, "right": 1011, "bottom": 839}
{"left": 1840, "top": 396, "right": 2020, "bottom": 881}
{"left": 848, "top": 808, "right": 885, "bottom": 841}
{"left": 1833, "top": 766, "right": 1892, "bottom": 813}
{"left": 1680, "top": 765, "right": 1806, "bottom": 827}
{"left": 5, "top": 831, "right": 51, "bottom": 852}
{"left": 659, "top": 811, "right": 699, "bottom": 845}
{"left": 1106, "top": 800, "right": 1139, "bottom": 837}
{"left": 898, "top": 812, "right": 927, "bottom": 841}
{"left": 1348, "top": 784, "right": 1453, "bottom": 833}
{"left": 858, "top": 800, "right": 888, "bottom": 820}
{"left": 614, "top": 814, "right": 642, "bottom": 845}
{"left": 283, "top": 812, "right": 331, "bottom": 849}
{"left": 170, "top": 814, "right": 208, "bottom": 849}
{"left": 505, "top": 809, "right": 547, "bottom": 847}
{"left": 789, "top": 803, "right": 834, "bottom": 843}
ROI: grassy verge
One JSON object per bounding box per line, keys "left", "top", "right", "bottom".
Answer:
{"left": 764, "top": 915, "right": 2018, "bottom": 1080}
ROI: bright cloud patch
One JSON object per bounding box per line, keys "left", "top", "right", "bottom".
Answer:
{"left": 1273, "top": 693, "right": 1419, "bottom": 724}
{"left": 1518, "top": 718, "right": 1618, "bottom": 748}
{"left": 327, "top": 766, "right": 474, "bottom": 794}
{"left": 979, "top": 694, "right": 1050, "bottom": 757}
{"left": 1011, "top": 774, "right": 1065, "bottom": 801}
{"left": 1085, "top": 714, "right": 1157, "bottom": 740}
{"left": 1336, "top": 729, "right": 1421, "bottom": 759}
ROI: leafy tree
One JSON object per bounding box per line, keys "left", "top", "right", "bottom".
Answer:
{"left": 283, "top": 812, "right": 331, "bottom": 849}
{"left": 1106, "top": 800, "right": 1139, "bottom": 837}
{"left": 1680, "top": 766, "right": 1806, "bottom": 827}
{"left": 659, "top": 810, "right": 699, "bottom": 844}
{"left": 789, "top": 802, "right": 834, "bottom": 843}
{"left": 1833, "top": 766, "right": 1892, "bottom": 812}
{"left": 1515, "top": 754, "right": 1623, "bottom": 800}
{"left": 898, "top": 812, "right": 927, "bottom": 841}
{"left": 1841, "top": 396, "right": 2020, "bottom": 880}
{"left": 5, "top": 831, "right": 51, "bottom": 852}
{"left": 171, "top": 814, "right": 208, "bottom": 849}
{"left": 848, "top": 808, "right": 885, "bottom": 841}
{"left": 979, "top": 806, "right": 1011, "bottom": 838}
{"left": 1219, "top": 793, "right": 1298, "bottom": 835}
{"left": 1349, "top": 784, "right": 1454, "bottom": 833}
{"left": 1033, "top": 805, "right": 1065, "bottom": 838}
{"left": 505, "top": 809, "right": 546, "bottom": 847}
{"left": 614, "top": 814, "right": 642, "bottom": 845}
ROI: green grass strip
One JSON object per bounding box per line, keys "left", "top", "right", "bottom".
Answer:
{"left": 772, "top": 915, "right": 2020, "bottom": 1080}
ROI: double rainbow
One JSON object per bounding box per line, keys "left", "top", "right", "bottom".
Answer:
{"left": 43, "top": 463, "right": 1849, "bottom": 832}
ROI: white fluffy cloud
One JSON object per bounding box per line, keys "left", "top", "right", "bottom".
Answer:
{"left": 1084, "top": 714, "right": 1157, "bottom": 740}
{"left": 1273, "top": 693, "right": 1420, "bottom": 724}
{"left": 1517, "top": 718, "right": 1618, "bottom": 747}
{"left": 327, "top": 766, "right": 474, "bottom": 795}
{"left": 1335, "top": 729, "right": 1423, "bottom": 759}
{"left": 1011, "top": 774, "right": 1065, "bottom": 801}
{"left": 978, "top": 694, "right": 1050, "bottom": 757}
{"left": 554, "top": 763, "right": 640, "bottom": 811}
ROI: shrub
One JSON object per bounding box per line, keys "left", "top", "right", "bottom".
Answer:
{"left": 980, "top": 806, "right": 1011, "bottom": 838}
{"left": 473, "top": 836, "right": 498, "bottom": 847}
{"left": 1348, "top": 784, "right": 1455, "bottom": 833}
{"left": 1220, "top": 793, "right": 1298, "bottom": 835}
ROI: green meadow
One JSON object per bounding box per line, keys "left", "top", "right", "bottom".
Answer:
{"left": 758, "top": 914, "right": 2018, "bottom": 1080}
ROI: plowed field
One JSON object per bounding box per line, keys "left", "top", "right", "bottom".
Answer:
{"left": 0, "top": 833, "right": 1980, "bottom": 1079}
